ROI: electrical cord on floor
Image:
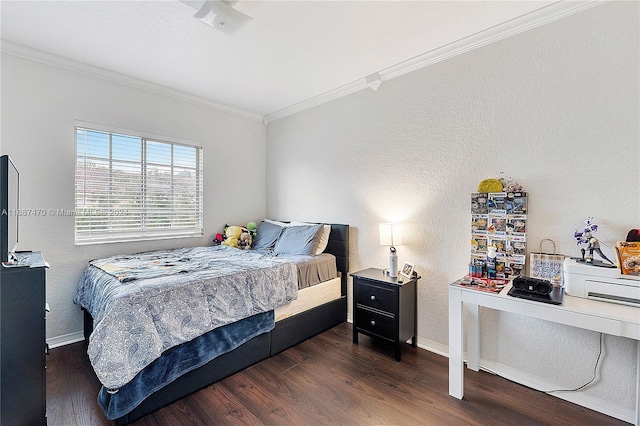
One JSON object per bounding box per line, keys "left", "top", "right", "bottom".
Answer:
{"left": 545, "top": 332, "right": 603, "bottom": 393}
{"left": 472, "top": 332, "right": 604, "bottom": 394}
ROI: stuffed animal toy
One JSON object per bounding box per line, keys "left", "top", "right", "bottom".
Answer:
{"left": 238, "top": 231, "right": 252, "bottom": 249}
{"left": 503, "top": 176, "right": 524, "bottom": 193}
{"left": 477, "top": 172, "right": 524, "bottom": 194}
{"left": 246, "top": 221, "right": 257, "bottom": 238}
{"left": 215, "top": 224, "right": 254, "bottom": 249}
{"left": 221, "top": 225, "right": 243, "bottom": 248}
{"left": 477, "top": 178, "right": 503, "bottom": 193}
{"left": 236, "top": 222, "right": 257, "bottom": 249}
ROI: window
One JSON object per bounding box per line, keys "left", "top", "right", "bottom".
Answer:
{"left": 75, "top": 126, "right": 203, "bottom": 244}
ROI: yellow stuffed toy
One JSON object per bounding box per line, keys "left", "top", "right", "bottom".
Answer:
{"left": 219, "top": 224, "right": 253, "bottom": 249}
{"left": 477, "top": 178, "right": 503, "bottom": 193}
{"left": 221, "top": 225, "right": 243, "bottom": 248}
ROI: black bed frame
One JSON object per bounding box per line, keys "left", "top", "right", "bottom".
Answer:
{"left": 82, "top": 224, "right": 349, "bottom": 425}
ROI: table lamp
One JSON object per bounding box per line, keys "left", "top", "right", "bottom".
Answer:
{"left": 379, "top": 223, "right": 403, "bottom": 278}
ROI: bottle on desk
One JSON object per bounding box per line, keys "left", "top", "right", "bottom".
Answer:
{"left": 486, "top": 246, "right": 497, "bottom": 279}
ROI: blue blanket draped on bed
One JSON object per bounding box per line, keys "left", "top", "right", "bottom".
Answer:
{"left": 98, "top": 310, "right": 274, "bottom": 420}
{"left": 74, "top": 245, "right": 297, "bottom": 390}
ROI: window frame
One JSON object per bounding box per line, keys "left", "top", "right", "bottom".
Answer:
{"left": 74, "top": 122, "right": 204, "bottom": 245}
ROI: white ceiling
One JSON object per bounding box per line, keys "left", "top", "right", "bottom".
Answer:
{"left": 1, "top": 1, "right": 597, "bottom": 122}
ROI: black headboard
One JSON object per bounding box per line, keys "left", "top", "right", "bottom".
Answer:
{"left": 325, "top": 224, "right": 349, "bottom": 296}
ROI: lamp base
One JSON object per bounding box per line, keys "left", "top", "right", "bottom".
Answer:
{"left": 389, "top": 250, "right": 398, "bottom": 278}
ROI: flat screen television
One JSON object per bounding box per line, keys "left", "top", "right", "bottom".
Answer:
{"left": 0, "top": 155, "right": 19, "bottom": 263}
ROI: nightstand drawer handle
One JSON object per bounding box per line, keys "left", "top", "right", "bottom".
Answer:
{"left": 370, "top": 320, "right": 376, "bottom": 326}
{"left": 370, "top": 295, "right": 376, "bottom": 301}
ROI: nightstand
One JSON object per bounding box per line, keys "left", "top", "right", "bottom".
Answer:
{"left": 351, "top": 267, "right": 418, "bottom": 361}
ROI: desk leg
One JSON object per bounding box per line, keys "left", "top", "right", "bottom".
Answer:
{"left": 449, "top": 286, "right": 464, "bottom": 399}
{"left": 467, "top": 303, "right": 480, "bottom": 372}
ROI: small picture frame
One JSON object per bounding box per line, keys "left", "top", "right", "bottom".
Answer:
{"left": 400, "top": 261, "right": 415, "bottom": 279}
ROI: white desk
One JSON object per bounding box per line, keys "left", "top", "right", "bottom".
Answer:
{"left": 449, "top": 281, "right": 640, "bottom": 425}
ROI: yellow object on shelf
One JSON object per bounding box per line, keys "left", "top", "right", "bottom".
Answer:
{"left": 477, "top": 178, "right": 503, "bottom": 193}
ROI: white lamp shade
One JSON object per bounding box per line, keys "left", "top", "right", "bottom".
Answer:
{"left": 379, "top": 223, "right": 402, "bottom": 247}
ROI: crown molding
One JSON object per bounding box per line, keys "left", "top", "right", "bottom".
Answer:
{"left": 0, "top": 40, "right": 264, "bottom": 123}
{"left": 263, "top": 79, "right": 371, "bottom": 126}
{"left": 263, "top": 0, "right": 605, "bottom": 125}
{"left": 1, "top": 0, "right": 605, "bottom": 127}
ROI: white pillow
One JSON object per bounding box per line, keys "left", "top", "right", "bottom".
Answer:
{"left": 289, "top": 221, "right": 331, "bottom": 255}
{"left": 264, "top": 218, "right": 289, "bottom": 227}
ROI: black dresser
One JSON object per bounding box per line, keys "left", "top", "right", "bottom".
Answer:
{"left": 0, "top": 252, "right": 48, "bottom": 425}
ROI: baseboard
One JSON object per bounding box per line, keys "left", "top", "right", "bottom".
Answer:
{"left": 416, "top": 338, "right": 449, "bottom": 358}
{"left": 47, "top": 331, "right": 84, "bottom": 349}
{"left": 417, "top": 338, "right": 634, "bottom": 424}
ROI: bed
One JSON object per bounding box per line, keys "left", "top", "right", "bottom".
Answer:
{"left": 74, "top": 222, "right": 349, "bottom": 425}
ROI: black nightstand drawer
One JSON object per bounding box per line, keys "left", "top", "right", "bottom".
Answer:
{"left": 354, "top": 308, "right": 394, "bottom": 340}
{"left": 354, "top": 281, "right": 395, "bottom": 313}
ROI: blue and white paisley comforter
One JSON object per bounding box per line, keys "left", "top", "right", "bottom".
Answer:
{"left": 73, "top": 245, "right": 298, "bottom": 390}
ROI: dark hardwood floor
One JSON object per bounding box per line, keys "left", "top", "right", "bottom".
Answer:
{"left": 47, "top": 322, "right": 628, "bottom": 425}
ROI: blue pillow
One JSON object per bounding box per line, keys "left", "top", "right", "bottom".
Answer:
{"left": 274, "top": 224, "right": 323, "bottom": 255}
{"left": 251, "top": 221, "right": 283, "bottom": 250}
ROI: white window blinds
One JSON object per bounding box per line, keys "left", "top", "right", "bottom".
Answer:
{"left": 75, "top": 126, "right": 203, "bottom": 244}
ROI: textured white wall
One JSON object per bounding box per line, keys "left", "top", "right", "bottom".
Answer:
{"left": 0, "top": 54, "right": 267, "bottom": 341}
{"left": 266, "top": 1, "right": 639, "bottom": 419}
